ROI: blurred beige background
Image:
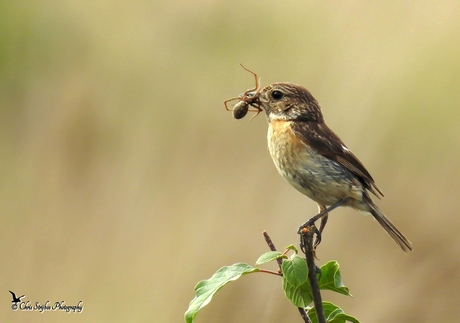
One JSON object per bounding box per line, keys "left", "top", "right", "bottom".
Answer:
{"left": 1, "top": 1, "right": 460, "bottom": 322}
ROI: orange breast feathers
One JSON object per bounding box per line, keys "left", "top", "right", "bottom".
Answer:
{"left": 268, "top": 120, "right": 308, "bottom": 160}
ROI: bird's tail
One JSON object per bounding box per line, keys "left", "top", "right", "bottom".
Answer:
{"left": 368, "top": 202, "right": 412, "bottom": 253}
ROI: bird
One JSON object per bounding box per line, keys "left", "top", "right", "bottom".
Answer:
{"left": 235, "top": 81, "right": 412, "bottom": 252}
{"left": 9, "top": 290, "right": 25, "bottom": 304}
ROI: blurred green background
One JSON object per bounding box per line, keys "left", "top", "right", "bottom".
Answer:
{"left": 1, "top": 1, "right": 460, "bottom": 322}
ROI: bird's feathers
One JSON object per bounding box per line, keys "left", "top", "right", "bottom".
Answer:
{"left": 291, "top": 121, "right": 384, "bottom": 198}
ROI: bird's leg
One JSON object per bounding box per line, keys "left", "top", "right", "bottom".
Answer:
{"left": 314, "top": 205, "right": 329, "bottom": 248}
{"left": 297, "top": 197, "right": 349, "bottom": 234}
{"left": 299, "top": 198, "right": 348, "bottom": 254}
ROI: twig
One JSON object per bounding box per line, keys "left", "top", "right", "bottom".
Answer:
{"left": 298, "top": 307, "right": 311, "bottom": 323}
{"left": 258, "top": 269, "right": 282, "bottom": 276}
{"left": 300, "top": 227, "right": 326, "bottom": 323}
{"left": 263, "top": 231, "right": 311, "bottom": 323}
{"left": 262, "top": 231, "right": 283, "bottom": 270}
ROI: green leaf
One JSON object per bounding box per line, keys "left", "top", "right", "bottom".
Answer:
{"left": 285, "top": 244, "right": 298, "bottom": 253}
{"left": 281, "top": 254, "right": 311, "bottom": 307}
{"left": 282, "top": 254, "right": 309, "bottom": 287}
{"left": 318, "top": 261, "right": 351, "bottom": 297}
{"left": 184, "top": 263, "right": 259, "bottom": 323}
{"left": 255, "top": 251, "right": 286, "bottom": 266}
{"left": 307, "top": 301, "right": 360, "bottom": 323}
{"left": 283, "top": 278, "right": 313, "bottom": 308}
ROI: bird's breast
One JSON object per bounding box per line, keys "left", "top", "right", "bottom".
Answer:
{"left": 267, "top": 120, "right": 308, "bottom": 169}
{"left": 267, "top": 120, "right": 363, "bottom": 205}
{"left": 267, "top": 120, "right": 314, "bottom": 188}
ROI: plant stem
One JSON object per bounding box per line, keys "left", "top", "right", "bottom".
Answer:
{"left": 263, "top": 231, "right": 311, "bottom": 323}
{"left": 300, "top": 227, "right": 326, "bottom": 323}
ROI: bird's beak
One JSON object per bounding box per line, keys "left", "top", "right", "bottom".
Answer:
{"left": 238, "top": 91, "right": 256, "bottom": 99}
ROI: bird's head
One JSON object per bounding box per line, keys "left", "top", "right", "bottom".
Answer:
{"left": 247, "top": 83, "right": 324, "bottom": 123}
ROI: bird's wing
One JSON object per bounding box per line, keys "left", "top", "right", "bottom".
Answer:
{"left": 9, "top": 291, "right": 16, "bottom": 298}
{"left": 291, "top": 121, "right": 384, "bottom": 198}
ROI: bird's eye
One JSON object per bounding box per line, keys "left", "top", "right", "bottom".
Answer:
{"left": 271, "top": 90, "right": 284, "bottom": 100}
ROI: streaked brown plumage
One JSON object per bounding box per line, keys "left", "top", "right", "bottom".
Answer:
{"left": 241, "top": 82, "right": 412, "bottom": 252}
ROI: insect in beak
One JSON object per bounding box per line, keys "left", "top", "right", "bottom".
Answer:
{"left": 224, "top": 65, "right": 263, "bottom": 121}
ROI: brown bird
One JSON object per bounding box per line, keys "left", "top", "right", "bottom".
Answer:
{"left": 234, "top": 81, "right": 412, "bottom": 252}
